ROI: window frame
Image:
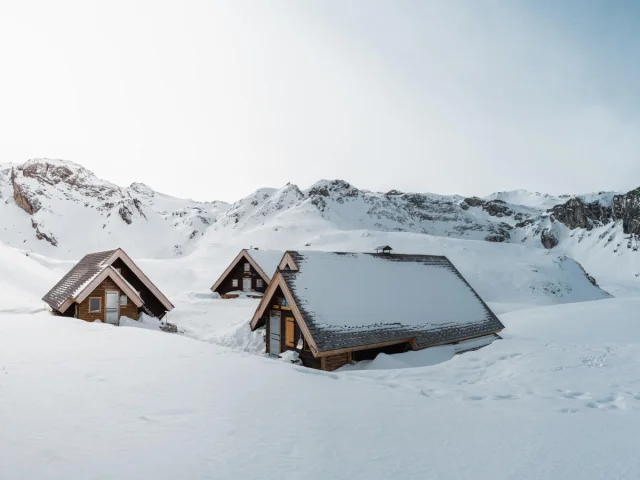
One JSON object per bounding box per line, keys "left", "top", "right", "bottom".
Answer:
{"left": 243, "top": 262, "right": 251, "bottom": 272}
{"left": 119, "top": 295, "right": 127, "bottom": 306}
{"left": 88, "top": 297, "right": 101, "bottom": 313}
{"left": 256, "top": 278, "right": 264, "bottom": 288}
{"left": 232, "top": 279, "right": 239, "bottom": 288}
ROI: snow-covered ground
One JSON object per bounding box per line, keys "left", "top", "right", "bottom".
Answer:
{"left": 1, "top": 185, "right": 639, "bottom": 479}
{"left": 2, "top": 298, "right": 640, "bottom": 479}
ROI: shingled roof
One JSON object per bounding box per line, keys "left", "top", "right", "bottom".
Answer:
{"left": 252, "top": 251, "right": 504, "bottom": 355}
{"left": 210, "top": 248, "right": 284, "bottom": 293}
{"left": 43, "top": 249, "right": 117, "bottom": 311}
{"left": 42, "top": 248, "right": 174, "bottom": 314}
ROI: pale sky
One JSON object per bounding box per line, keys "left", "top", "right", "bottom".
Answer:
{"left": 0, "top": 1, "right": 638, "bottom": 202}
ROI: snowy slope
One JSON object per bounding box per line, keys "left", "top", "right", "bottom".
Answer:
{"left": 0, "top": 159, "right": 229, "bottom": 259}
{"left": 5, "top": 157, "right": 640, "bottom": 299}
{"left": 1, "top": 158, "right": 638, "bottom": 478}
{"left": 2, "top": 299, "right": 640, "bottom": 479}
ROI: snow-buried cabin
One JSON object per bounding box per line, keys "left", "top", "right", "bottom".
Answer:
{"left": 42, "top": 248, "right": 174, "bottom": 325}
{"left": 250, "top": 251, "right": 505, "bottom": 371}
{"left": 211, "top": 248, "right": 283, "bottom": 298}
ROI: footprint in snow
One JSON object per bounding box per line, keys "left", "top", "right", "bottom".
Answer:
{"left": 585, "top": 394, "right": 626, "bottom": 410}
{"left": 559, "top": 408, "right": 579, "bottom": 414}
{"left": 493, "top": 394, "right": 518, "bottom": 401}
{"left": 467, "top": 395, "right": 486, "bottom": 401}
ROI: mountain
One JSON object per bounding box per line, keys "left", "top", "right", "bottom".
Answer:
{"left": 3, "top": 158, "right": 640, "bottom": 296}
{"left": 0, "top": 159, "right": 229, "bottom": 258}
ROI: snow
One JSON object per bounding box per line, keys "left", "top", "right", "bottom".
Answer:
{"left": 289, "top": 251, "right": 491, "bottom": 331}
{"left": 2, "top": 160, "right": 640, "bottom": 478}
{"left": 120, "top": 313, "right": 162, "bottom": 331}
{"left": 2, "top": 299, "right": 640, "bottom": 479}
{"left": 245, "top": 248, "right": 284, "bottom": 279}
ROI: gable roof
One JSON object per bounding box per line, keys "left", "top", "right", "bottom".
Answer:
{"left": 42, "top": 248, "right": 173, "bottom": 313}
{"left": 210, "top": 249, "right": 283, "bottom": 292}
{"left": 252, "top": 251, "right": 504, "bottom": 356}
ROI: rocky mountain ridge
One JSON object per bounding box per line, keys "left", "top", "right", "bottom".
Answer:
{"left": 3, "top": 158, "right": 640, "bottom": 267}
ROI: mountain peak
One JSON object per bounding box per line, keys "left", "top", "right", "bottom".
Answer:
{"left": 129, "top": 182, "right": 156, "bottom": 197}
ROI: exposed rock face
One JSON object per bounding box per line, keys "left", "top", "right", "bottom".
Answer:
{"left": 614, "top": 188, "right": 640, "bottom": 236}
{"left": 548, "top": 197, "right": 613, "bottom": 231}
{"left": 482, "top": 199, "right": 512, "bottom": 218}
{"left": 541, "top": 229, "right": 559, "bottom": 249}
{"left": 31, "top": 220, "right": 58, "bottom": 247}
{"left": 461, "top": 197, "right": 485, "bottom": 208}
{"left": 11, "top": 167, "right": 41, "bottom": 215}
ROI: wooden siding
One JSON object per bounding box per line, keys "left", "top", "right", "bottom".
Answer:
{"left": 110, "top": 258, "right": 165, "bottom": 317}
{"left": 352, "top": 342, "right": 410, "bottom": 361}
{"left": 262, "top": 286, "right": 324, "bottom": 369}
{"left": 323, "top": 353, "right": 350, "bottom": 371}
{"left": 76, "top": 277, "right": 139, "bottom": 323}
{"left": 214, "top": 259, "right": 268, "bottom": 296}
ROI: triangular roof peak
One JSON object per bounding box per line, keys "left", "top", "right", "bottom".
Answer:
{"left": 210, "top": 248, "right": 284, "bottom": 293}
{"left": 42, "top": 247, "right": 173, "bottom": 313}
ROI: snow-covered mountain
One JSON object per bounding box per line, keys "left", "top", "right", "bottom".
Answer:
{"left": 4, "top": 157, "right": 640, "bottom": 295}
{"left": 0, "top": 159, "right": 229, "bottom": 258}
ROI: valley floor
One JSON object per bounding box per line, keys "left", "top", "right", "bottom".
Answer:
{"left": 2, "top": 297, "right": 640, "bottom": 479}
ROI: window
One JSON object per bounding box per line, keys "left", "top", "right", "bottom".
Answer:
{"left": 285, "top": 317, "right": 295, "bottom": 348}
{"left": 280, "top": 297, "right": 288, "bottom": 307}
{"left": 244, "top": 262, "right": 250, "bottom": 272}
{"left": 256, "top": 279, "right": 264, "bottom": 288}
{"left": 89, "top": 297, "right": 101, "bottom": 313}
{"left": 232, "top": 279, "right": 239, "bottom": 288}
{"left": 120, "top": 295, "right": 127, "bottom": 306}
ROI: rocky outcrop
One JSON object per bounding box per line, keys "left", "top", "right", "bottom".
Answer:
{"left": 11, "top": 168, "right": 41, "bottom": 215}
{"left": 541, "top": 229, "right": 559, "bottom": 249}
{"left": 461, "top": 197, "right": 485, "bottom": 209}
{"left": 482, "top": 199, "right": 512, "bottom": 218}
{"left": 31, "top": 220, "right": 58, "bottom": 246}
{"left": 614, "top": 188, "right": 640, "bottom": 236}
{"left": 548, "top": 197, "right": 613, "bottom": 231}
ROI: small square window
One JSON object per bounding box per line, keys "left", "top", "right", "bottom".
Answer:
{"left": 89, "top": 298, "right": 101, "bottom": 313}
{"left": 256, "top": 279, "right": 264, "bottom": 288}
{"left": 232, "top": 279, "right": 239, "bottom": 288}
{"left": 120, "top": 295, "right": 127, "bottom": 306}
{"left": 244, "top": 263, "right": 250, "bottom": 272}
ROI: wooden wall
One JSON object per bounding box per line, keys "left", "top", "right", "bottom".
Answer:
{"left": 111, "top": 258, "right": 167, "bottom": 318}
{"left": 264, "top": 287, "right": 325, "bottom": 370}
{"left": 322, "top": 353, "right": 351, "bottom": 372}
{"left": 76, "top": 277, "right": 139, "bottom": 323}
{"left": 215, "top": 258, "right": 268, "bottom": 295}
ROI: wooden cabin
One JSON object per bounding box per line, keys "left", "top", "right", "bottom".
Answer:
{"left": 250, "top": 250, "right": 505, "bottom": 371}
{"left": 42, "top": 248, "right": 174, "bottom": 325}
{"left": 374, "top": 245, "right": 393, "bottom": 254}
{"left": 210, "top": 248, "right": 283, "bottom": 298}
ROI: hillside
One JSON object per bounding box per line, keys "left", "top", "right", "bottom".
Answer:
{"left": 0, "top": 159, "right": 229, "bottom": 258}
{"left": 3, "top": 159, "right": 640, "bottom": 299}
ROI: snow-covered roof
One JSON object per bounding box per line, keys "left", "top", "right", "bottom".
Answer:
{"left": 42, "top": 249, "right": 117, "bottom": 310}
{"left": 245, "top": 249, "right": 284, "bottom": 280}
{"left": 277, "top": 251, "right": 504, "bottom": 353}
{"left": 42, "top": 248, "right": 172, "bottom": 313}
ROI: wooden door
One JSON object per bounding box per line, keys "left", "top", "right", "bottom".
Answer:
{"left": 269, "top": 310, "right": 281, "bottom": 355}
{"left": 243, "top": 278, "right": 252, "bottom": 292}
{"left": 105, "top": 291, "right": 120, "bottom": 325}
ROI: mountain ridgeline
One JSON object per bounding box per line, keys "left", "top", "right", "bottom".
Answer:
{"left": 2, "top": 158, "right": 640, "bottom": 264}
